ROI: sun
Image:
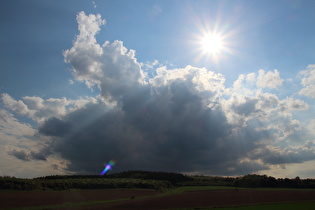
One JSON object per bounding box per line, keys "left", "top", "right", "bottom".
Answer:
{"left": 201, "top": 33, "right": 224, "bottom": 54}
{"left": 193, "top": 27, "right": 232, "bottom": 63}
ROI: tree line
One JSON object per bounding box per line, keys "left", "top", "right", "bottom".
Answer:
{"left": 1, "top": 171, "right": 315, "bottom": 191}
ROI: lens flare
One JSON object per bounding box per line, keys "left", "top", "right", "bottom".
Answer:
{"left": 100, "top": 160, "right": 115, "bottom": 175}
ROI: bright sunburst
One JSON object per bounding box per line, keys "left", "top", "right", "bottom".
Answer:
{"left": 193, "top": 28, "right": 230, "bottom": 63}
{"left": 201, "top": 33, "right": 223, "bottom": 54}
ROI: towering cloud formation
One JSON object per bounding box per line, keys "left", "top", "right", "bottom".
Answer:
{"left": 2, "top": 12, "right": 314, "bottom": 176}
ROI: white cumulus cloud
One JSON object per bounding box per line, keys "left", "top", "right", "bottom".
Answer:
{"left": 299, "top": 64, "right": 315, "bottom": 98}
{"left": 257, "top": 69, "right": 284, "bottom": 89}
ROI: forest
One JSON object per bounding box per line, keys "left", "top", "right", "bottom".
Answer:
{"left": 1, "top": 171, "right": 315, "bottom": 191}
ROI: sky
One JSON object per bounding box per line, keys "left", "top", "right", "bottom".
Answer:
{"left": 1, "top": 0, "right": 315, "bottom": 179}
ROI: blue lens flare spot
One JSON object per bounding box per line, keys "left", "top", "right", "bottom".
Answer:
{"left": 100, "top": 160, "right": 115, "bottom": 175}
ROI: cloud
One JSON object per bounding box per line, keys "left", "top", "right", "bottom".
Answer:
{"left": 1, "top": 93, "right": 30, "bottom": 116}
{"left": 299, "top": 65, "right": 315, "bottom": 98}
{"left": 257, "top": 69, "right": 284, "bottom": 89}
{"left": 233, "top": 69, "right": 284, "bottom": 90}
{"left": 38, "top": 117, "right": 72, "bottom": 137}
{"left": 250, "top": 141, "right": 315, "bottom": 165}
{"left": 0, "top": 109, "right": 35, "bottom": 138}
{"left": 63, "top": 11, "right": 145, "bottom": 103}
{"left": 221, "top": 89, "right": 308, "bottom": 142}
{"left": 3, "top": 11, "right": 314, "bottom": 177}
{"left": 1, "top": 93, "right": 95, "bottom": 123}
{"left": 8, "top": 149, "right": 31, "bottom": 161}
{"left": 0, "top": 108, "right": 60, "bottom": 177}
{"left": 37, "top": 96, "right": 272, "bottom": 175}
{"left": 7, "top": 149, "right": 47, "bottom": 161}
{"left": 233, "top": 69, "right": 284, "bottom": 91}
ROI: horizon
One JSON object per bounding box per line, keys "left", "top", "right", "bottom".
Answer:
{"left": 1, "top": 0, "right": 315, "bottom": 179}
{"left": 2, "top": 170, "right": 310, "bottom": 180}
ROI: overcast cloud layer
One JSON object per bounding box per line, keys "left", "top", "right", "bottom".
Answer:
{"left": 1, "top": 12, "right": 315, "bottom": 177}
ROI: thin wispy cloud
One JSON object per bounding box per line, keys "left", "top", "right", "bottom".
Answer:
{"left": 92, "top": 1, "right": 97, "bottom": 9}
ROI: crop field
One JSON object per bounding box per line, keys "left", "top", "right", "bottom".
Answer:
{"left": 1, "top": 187, "right": 315, "bottom": 210}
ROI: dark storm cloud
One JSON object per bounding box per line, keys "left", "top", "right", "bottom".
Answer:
{"left": 8, "top": 149, "right": 47, "bottom": 161}
{"left": 38, "top": 77, "right": 272, "bottom": 175}
{"left": 30, "top": 151, "right": 47, "bottom": 161}
{"left": 38, "top": 117, "right": 71, "bottom": 137}
{"left": 8, "top": 149, "right": 30, "bottom": 161}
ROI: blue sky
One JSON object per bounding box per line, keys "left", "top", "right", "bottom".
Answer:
{"left": 1, "top": 0, "right": 315, "bottom": 178}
